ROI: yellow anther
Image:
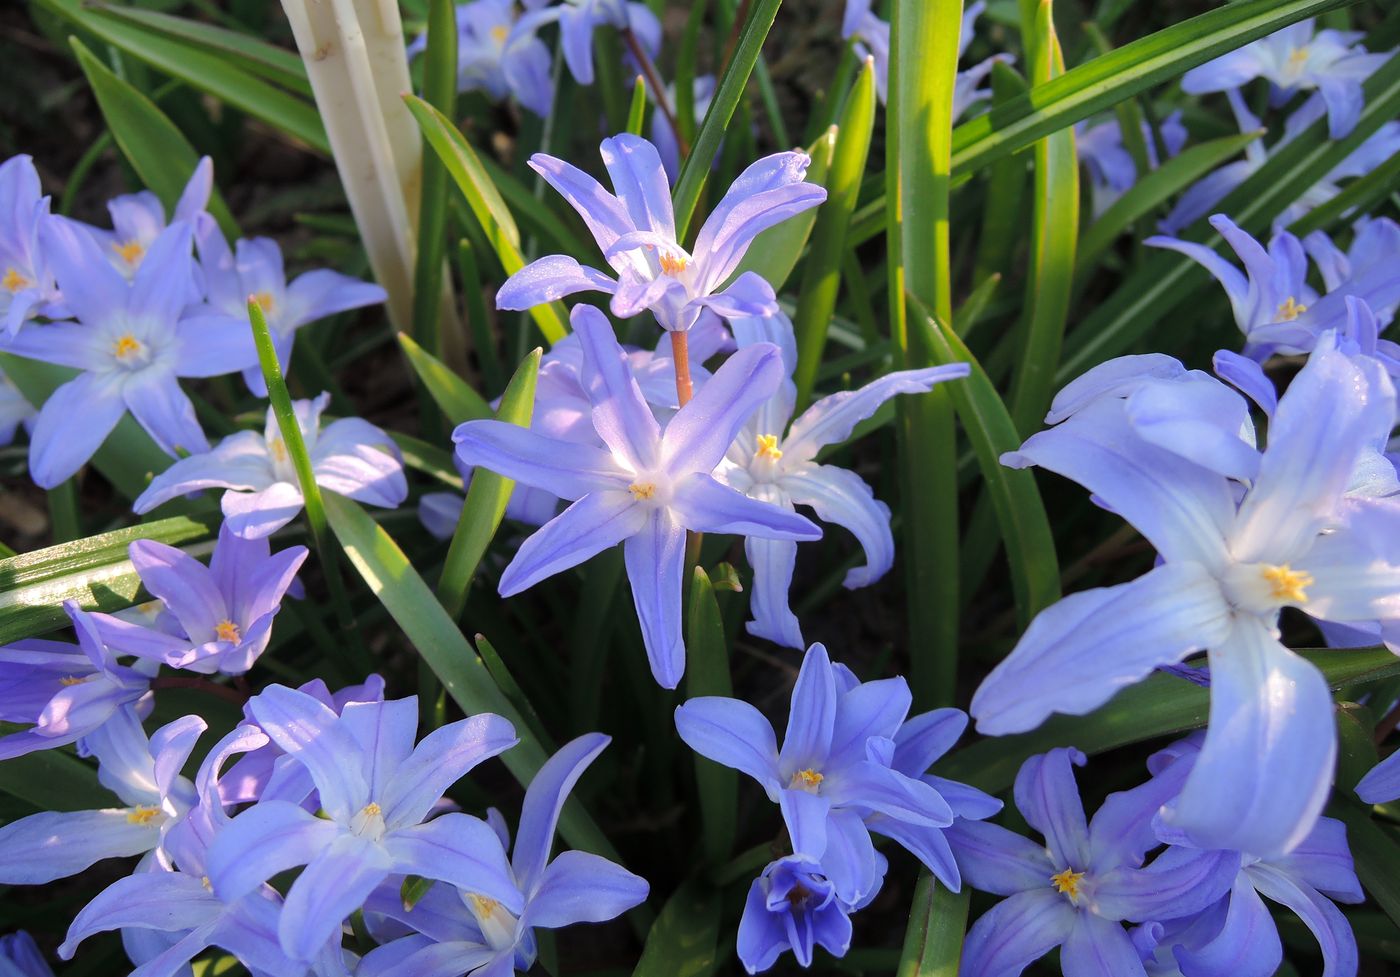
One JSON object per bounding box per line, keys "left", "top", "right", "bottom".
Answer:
{"left": 658, "top": 252, "right": 688, "bottom": 276}
{"left": 269, "top": 437, "right": 289, "bottom": 463}
{"left": 215, "top": 619, "right": 242, "bottom": 643}
{"left": 127, "top": 806, "right": 161, "bottom": 825}
{"left": 112, "top": 333, "right": 144, "bottom": 361}
{"left": 360, "top": 802, "right": 382, "bottom": 818}
{"left": 1262, "top": 563, "right": 1313, "bottom": 604}
{"left": 58, "top": 675, "right": 89, "bottom": 687}
{"left": 468, "top": 894, "right": 500, "bottom": 916}
{"left": 114, "top": 240, "right": 145, "bottom": 266}
{"left": 251, "top": 291, "right": 276, "bottom": 314}
{"left": 1, "top": 267, "right": 30, "bottom": 293}
{"left": 1050, "top": 868, "right": 1085, "bottom": 899}
{"left": 1276, "top": 296, "right": 1308, "bottom": 321}
{"left": 790, "top": 768, "right": 824, "bottom": 792}
{"left": 490, "top": 24, "right": 509, "bottom": 44}
{"left": 201, "top": 875, "right": 212, "bottom": 891}
{"left": 629, "top": 482, "right": 656, "bottom": 501}
{"left": 1288, "top": 46, "right": 1309, "bottom": 65}
{"left": 756, "top": 434, "right": 783, "bottom": 461}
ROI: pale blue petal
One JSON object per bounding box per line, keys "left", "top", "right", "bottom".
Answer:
{"left": 453, "top": 420, "right": 626, "bottom": 500}
{"left": 780, "top": 464, "right": 893, "bottom": 587}
{"left": 382, "top": 712, "right": 518, "bottom": 829}
{"left": 785, "top": 365, "right": 970, "bottom": 460}
{"left": 499, "top": 491, "right": 646, "bottom": 596}
{"left": 662, "top": 341, "right": 784, "bottom": 477}
{"left": 1249, "top": 864, "right": 1357, "bottom": 977}
{"left": 1093, "top": 846, "right": 1240, "bottom": 923}
{"left": 132, "top": 431, "right": 275, "bottom": 513}
{"left": 206, "top": 799, "right": 339, "bottom": 901}
{"left": 599, "top": 134, "right": 675, "bottom": 239}
{"left": 1273, "top": 816, "right": 1362, "bottom": 902}
{"left": 673, "top": 696, "right": 781, "bottom": 794}
{"left": 280, "top": 833, "right": 394, "bottom": 960}
{"left": 944, "top": 819, "right": 1056, "bottom": 896}
{"left": 1059, "top": 913, "right": 1147, "bottom": 977}
{"left": 1014, "top": 748, "right": 1091, "bottom": 869}
{"left": 511, "top": 732, "right": 609, "bottom": 892}
{"left": 1172, "top": 878, "right": 1281, "bottom": 977}
{"left": 246, "top": 684, "right": 370, "bottom": 819}
{"left": 123, "top": 371, "right": 208, "bottom": 458}
{"left": 60, "top": 871, "right": 219, "bottom": 958}
{"left": 0, "top": 808, "right": 162, "bottom": 884}
{"left": 28, "top": 370, "right": 128, "bottom": 488}
{"left": 523, "top": 849, "right": 649, "bottom": 929}
{"left": 1356, "top": 749, "right": 1400, "bottom": 804}
{"left": 623, "top": 509, "right": 687, "bottom": 688}
{"left": 383, "top": 814, "right": 521, "bottom": 910}
{"left": 960, "top": 888, "right": 1076, "bottom": 977}
{"left": 671, "top": 473, "right": 821, "bottom": 539}
{"left": 743, "top": 534, "right": 804, "bottom": 650}
{"left": 778, "top": 787, "right": 830, "bottom": 858}
{"left": 779, "top": 643, "right": 837, "bottom": 774}
{"left": 573, "top": 303, "right": 661, "bottom": 471}
{"left": 222, "top": 482, "right": 304, "bottom": 539}
{"left": 495, "top": 254, "right": 617, "bottom": 309}
{"left": 526, "top": 153, "right": 635, "bottom": 256}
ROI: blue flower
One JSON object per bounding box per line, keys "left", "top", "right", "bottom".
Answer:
{"left": 85, "top": 523, "right": 307, "bottom": 676}
{"left": 454, "top": 304, "right": 820, "bottom": 688}
{"left": 1304, "top": 216, "right": 1400, "bottom": 327}
{"left": 0, "top": 155, "right": 64, "bottom": 336}
{"left": 352, "top": 733, "right": 649, "bottom": 977}
{"left": 1182, "top": 20, "right": 1390, "bottom": 139}
{"left": 1078, "top": 111, "right": 1188, "bottom": 216}
{"left": 736, "top": 854, "right": 858, "bottom": 973}
{"left": 206, "top": 685, "right": 519, "bottom": 962}
{"left": 972, "top": 333, "right": 1400, "bottom": 857}
{"left": 193, "top": 214, "right": 386, "bottom": 395}
{"left": 508, "top": 0, "right": 660, "bottom": 89}
{"left": 495, "top": 134, "right": 826, "bottom": 333}
{"left": 1, "top": 215, "right": 256, "bottom": 487}
{"left": 676, "top": 643, "right": 992, "bottom": 905}
{"left": 0, "top": 707, "right": 202, "bottom": 884}
{"left": 132, "top": 392, "right": 408, "bottom": 538}
{"left": 0, "top": 932, "right": 54, "bottom": 977}
{"left": 407, "top": 0, "right": 554, "bottom": 117}
{"left": 0, "top": 602, "right": 154, "bottom": 761}
{"left": 948, "top": 748, "right": 1238, "bottom": 977}
{"left": 1147, "top": 214, "right": 1400, "bottom": 363}
{"left": 74, "top": 156, "right": 211, "bottom": 287}
{"left": 718, "top": 312, "right": 970, "bottom": 649}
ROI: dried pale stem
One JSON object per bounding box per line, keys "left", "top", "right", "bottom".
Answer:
{"left": 624, "top": 27, "right": 690, "bottom": 159}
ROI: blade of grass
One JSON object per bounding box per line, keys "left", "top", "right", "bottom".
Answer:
{"left": 626, "top": 75, "right": 649, "bottom": 136}
{"left": 729, "top": 127, "right": 836, "bottom": 291}
{"left": 685, "top": 568, "right": 736, "bottom": 869}
{"left": 455, "top": 240, "right": 506, "bottom": 392}
{"left": 438, "top": 348, "right": 541, "bottom": 618}
{"left": 631, "top": 879, "right": 721, "bottom": 977}
{"left": 397, "top": 332, "right": 493, "bottom": 424}
{"left": 1288, "top": 145, "right": 1400, "bottom": 236}
{"left": 908, "top": 294, "right": 1059, "bottom": 626}
{"left": 971, "top": 62, "right": 1030, "bottom": 288}
{"left": 792, "top": 56, "right": 876, "bottom": 413}
{"left": 897, "top": 875, "right": 970, "bottom": 977}
{"left": 1008, "top": 0, "right": 1078, "bottom": 437}
{"left": 249, "top": 298, "right": 370, "bottom": 672}
{"left": 672, "top": 0, "right": 783, "bottom": 239}
{"left": 410, "top": 0, "right": 457, "bottom": 366}
{"left": 889, "top": 0, "right": 963, "bottom": 709}
{"left": 406, "top": 95, "right": 569, "bottom": 344}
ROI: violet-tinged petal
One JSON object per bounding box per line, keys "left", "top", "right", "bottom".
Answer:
{"left": 780, "top": 464, "right": 893, "bottom": 587}
{"left": 496, "top": 254, "right": 617, "bottom": 309}
{"left": 129, "top": 539, "right": 228, "bottom": 640}
{"left": 221, "top": 482, "right": 304, "bottom": 539}
{"left": 522, "top": 849, "right": 650, "bottom": 930}
{"left": 1060, "top": 913, "right": 1148, "bottom": 977}
{"left": 1273, "top": 816, "right": 1363, "bottom": 902}
{"left": 0, "top": 808, "right": 163, "bottom": 884}
{"left": 945, "top": 818, "right": 1062, "bottom": 896}
{"left": 1248, "top": 864, "right": 1358, "bottom": 977}
{"left": 525, "top": 153, "right": 635, "bottom": 256}
{"left": 960, "top": 888, "right": 1077, "bottom": 977}
{"left": 1014, "top": 747, "right": 1091, "bottom": 869}
{"left": 972, "top": 561, "right": 1232, "bottom": 736}
{"left": 623, "top": 509, "right": 687, "bottom": 689}
{"left": 28, "top": 370, "right": 128, "bottom": 489}
{"left": 383, "top": 814, "right": 521, "bottom": 910}
{"left": 1124, "top": 375, "right": 1260, "bottom": 482}
{"left": 662, "top": 341, "right": 784, "bottom": 477}
{"left": 672, "top": 473, "right": 821, "bottom": 540}
{"left": 247, "top": 684, "right": 370, "bottom": 819}
{"left": 1, "top": 321, "right": 108, "bottom": 371}
{"left": 453, "top": 420, "right": 626, "bottom": 500}
{"left": 511, "top": 732, "right": 609, "bottom": 892}
{"left": 280, "top": 832, "right": 394, "bottom": 961}
{"left": 173, "top": 313, "right": 259, "bottom": 378}
{"left": 59, "top": 871, "right": 221, "bottom": 958}
{"left": 692, "top": 271, "right": 780, "bottom": 321}
{"left": 825, "top": 761, "right": 953, "bottom": 827}
{"left": 786, "top": 364, "right": 971, "bottom": 460}
{"left": 499, "top": 491, "right": 646, "bottom": 596}
{"left": 37, "top": 215, "right": 128, "bottom": 325}
{"left": 1213, "top": 349, "right": 1278, "bottom": 415}
{"left": 891, "top": 708, "right": 967, "bottom": 778}
{"left": 599, "top": 134, "right": 676, "bottom": 239}
{"left": 573, "top": 303, "right": 661, "bottom": 471}
{"left": 1356, "top": 749, "right": 1400, "bottom": 804}
{"left": 123, "top": 372, "right": 208, "bottom": 459}
{"left": 283, "top": 268, "right": 386, "bottom": 326}
{"left": 1045, "top": 353, "right": 1188, "bottom": 425}
{"left": 381, "top": 712, "right": 518, "bottom": 829}
{"left": 778, "top": 787, "right": 830, "bottom": 859}
{"left": 132, "top": 431, "right": 276, "bottom": 512}
{"left": 829, "top": 677, "right": 912, "bottom": 764}
{"left": 206, "top": 799, "right": 339, "bottom": 902}
{"left": 673, "top": 697, "right": 782, "bottom": 794}
{"left": 1172, "top": 878, "right": 1281, "bottom": 977}
{"left": 779, "top": 643, "right": 838, "bottom": 775}
{"left": 1093, "top": 846, "right": 1240, "bottom": 923}
{"left": 1163, "top": 617, "right": 1336, "bottom": 859}
{"left": 743, "top": 534, "right": 804, "bottom": 650}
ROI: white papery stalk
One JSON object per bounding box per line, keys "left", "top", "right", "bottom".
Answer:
{"left": 280, "top": 0, "right": 421, "bottom": 331}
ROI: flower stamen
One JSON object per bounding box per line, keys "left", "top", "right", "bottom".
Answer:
{"left": 127, "top": 806, "right": 162, "bottom": 825}
{"left": 215, "top": 619, "right": 242, "bottom": 643}
{"left": 658, "top": 252, "right": 688, "bottom": 277}
{"left": 1262, "top": 563, "right": 1313, "bottom": 604}
{"left": 756, "top": 434, "right": 783, "bottom": 461}
{"left": 1050, "top": 868, "right": 1085, "bottom": 900}
{"left": 1276, "top": 296, "right": 1308, "bottom": 321}
{"left": 789, "top": 768, "right": 823, "bottom": 793}
{"left": 112, "top": 333, "right": 145, "bottom": 362}
{"left": 1, "top": 267, "right": 30, "bottom": 293}
{"left": 113, "top": 240, "right": 145, "bottom": 266}
{"left": 629, "top": 482, "right": 656, "bottom": 501}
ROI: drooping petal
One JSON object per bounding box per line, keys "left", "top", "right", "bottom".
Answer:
{"left": 959, "top": 888, "right": 1076, "bottom": 977}
{"left": 495, "top": 254, "right": 617, "bottom": 309}
{"left": 971, "top": 562, "right": 1232, "bottom": 736}
{"left": 1163, "top": 617, "right": 1336, "bottom": 859}
{"left": 622, "top": 509, "right": 688, "bottom": 688}
{"left": 743, "top": 533, "right": 804, "bottom": 650}
{"left": 1249, "top": 864, "right": 1358, "bottom": 977}
{"left": 453, "top": 420, "right": 626, "bottom": 500}
{"left": 279, "top": 832, "right": 394, "bottom": 961}
{"left": 780, "top": 464, "right": 894, "bottom": 587}
{"left": 512, "top": 732, "right": 610, "bottom": 893}
{"left": 785, "top": 365, "right": 971, "bottom": 461}
{"left": 499, "top": 491, "right": 646, "bottom": 596}
{"left": 59, "top": 870, "right": 221, "bottom": 958}
{"left": 1272, "top": 816, "right": 1363, "bottom": 903}
{"left": 673, "top": 697, "right": 782, "bottom": 794}
{"left": 1172, "top": 878, "right": 1282, "bottom": 977}
{"left": 662, "top": 341, "right": 785, "bottom": 477}
{"left": 381, "top": 712, "right": 519, "bottom": 829}
{"left": 523, "top": 849, "right": 650, "bottom": 930}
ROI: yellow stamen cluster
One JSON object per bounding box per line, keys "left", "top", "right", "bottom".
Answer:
{"left": 360, "top": 802, "right": 382, "bottom": 818}
{"left": 1263, "top": 563, "right": 1313, "bottom": 604}
{"left": 1276, "top": 296, "right": 1308, "bottom": 321}
{"left": 490, "top": 24, "right": 509, "bottom": 44}
{"left": 1050, "top": 868, "right": 1085, "bottom": 900}
{"left": 1, "top": 267, "right": 30, "bottom": 293}
{"left": 215, "top": 619, "right": 242, "bottom": 643}
{"left": 127, "top": 806, "right": 162, "bottom": 825}
{"left": 251, "top": 291, "right": 276, "bottom": 314}
{"left": 201, "top": 875, "right": 212, "bottom": 891}
{"left": 468, "top": 894, "right": 500, "bottom": 916}
{"left": 113, "top": 333, "right": 144, "bottom": 361}
{"left": 756, "top": 434, "right": 783, "bottom": 461}
{"left": 59, "top": 675, "right": 89, "bottom": 687}
{"left": 114, "top": 240, "right": 145, "bottom": 266}
{"left": 269, "top": 437, "right": 289, "bottom": 463}
{"left": 790, "top": 768, "right": 824, "bottom": 791}
{"left": 629, "top": 482, "right": 656, "bottom": 501}
{"left": 1288, "top": 46, "right": 1309, "bottom": 65}
{"left": 658, "top": 252, "right": 688, "bottom": 276}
